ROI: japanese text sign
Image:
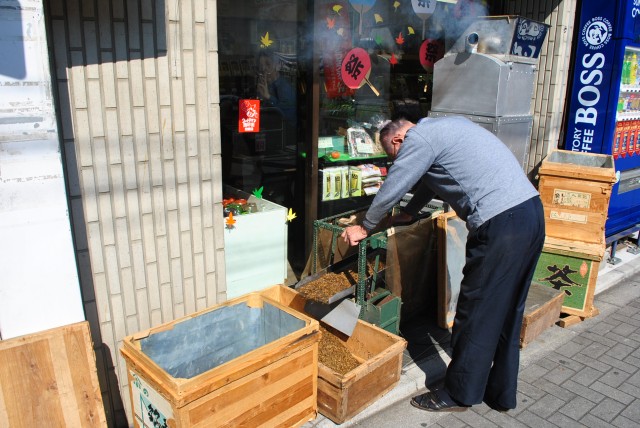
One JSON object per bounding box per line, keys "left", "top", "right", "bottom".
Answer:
{"left": 238, "top": 99, "right": 260, "bottom": 133}
{"left": 341, "top": 48, "right": 371, "bottom": 89}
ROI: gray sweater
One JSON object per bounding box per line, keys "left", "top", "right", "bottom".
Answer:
{"left": 363, "top": 116, "right": 539, "bottom": 231}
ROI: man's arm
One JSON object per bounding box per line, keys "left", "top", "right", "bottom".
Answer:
{"left": 402, "top": 178, "right": 435, "bottom": 217}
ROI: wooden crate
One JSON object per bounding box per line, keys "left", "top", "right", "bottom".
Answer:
{"left": 0, "top": 321, "right": 106, "bottom": 428}
{"left": 120, "top": 293, "right": 320, "bottom": 428}
{"left": 520, "top": 283, "right": 564, "bottom": 348}
{"left": 538, "top": 150, "right": 616, "bottom": 245}
{"left": 530, "top": 237, "right": 603, "bottom": 318}
{"left": 262, "top": 285, "right": 407, "bottom": 424}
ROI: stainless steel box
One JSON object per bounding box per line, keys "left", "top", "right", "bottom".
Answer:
{"left": 428, "top": 111, "right": 533, "bottom": 171}
{"left": 431, "top": 53, "right": 537, "bottom": 117}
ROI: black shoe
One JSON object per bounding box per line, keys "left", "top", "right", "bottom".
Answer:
{"left": 485, "top": 400, "right": 511, "bottom": 412}
{"left": 410, "top": 390, "right": 470, "bottom": 413}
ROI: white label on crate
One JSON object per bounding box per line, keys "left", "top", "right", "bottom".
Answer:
{"left": 130, "top": 370, "right": 173, "bottom": 428}
{"left": 552, "top": 189, "right": 591, "bottom": 209}
{"left": 550, "top": 210, "right": 588, "bottom": 224}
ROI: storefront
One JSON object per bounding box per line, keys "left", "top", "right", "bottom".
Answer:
{"left": 1, "top": 1, "right": 576, "bottom": 425}
{"left": 217, "top": 0, "right": 505, "bottom": 274}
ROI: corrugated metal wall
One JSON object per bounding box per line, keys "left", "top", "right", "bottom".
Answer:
{"left": 47, "top": 1, "right": 226, "bottom": 424}
{"left": 501, "top": 0, "right": 578, "bottom": 177}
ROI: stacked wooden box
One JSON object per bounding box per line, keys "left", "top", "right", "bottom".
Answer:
{"left": 262, "top": 285, "right": 407, "bottom": 424}
{"left": 534, "top": 150, "right": 616, "bottom": 321}
{"left": 120, "top": 293, "right": 320, "bottom": 428}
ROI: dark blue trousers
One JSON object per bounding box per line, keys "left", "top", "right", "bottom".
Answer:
{"left": 444, "top": 196, "right": 545, "bottom": 409}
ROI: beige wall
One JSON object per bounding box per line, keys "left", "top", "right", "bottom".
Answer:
{"left": 47, "top": 0, "right": 225, "bottom": 424}
{"left": 502, "top": 0, "right": 578, "bottom": 177}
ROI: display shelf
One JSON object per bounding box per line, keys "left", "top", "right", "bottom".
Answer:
{"left": 616, "top": 111, "right": 640, "bottom": 121}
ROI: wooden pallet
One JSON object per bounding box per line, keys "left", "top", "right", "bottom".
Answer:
{"left": 558, "top": 306, "right": 600, "bottom": 328}
{"left": 0, "top": 321, "right": 106, "bottom": 427}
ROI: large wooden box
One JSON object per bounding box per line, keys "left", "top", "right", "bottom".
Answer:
{"left": 120, "top": 293, "right": 320, "bottom": 428}
{"left": 262, "top": 285, "right": 407, "bottom": 424}
{"left": 0, "top": 321, "right": 106, "bottom": 428}
{"left": 530, "top": 237, "right": 602, "bottom": 318}
{"left": 520, "top": 283, "right": 564, "bottom": 348}
{"left": 538, "top": 150, "right": 616, "bottom": 245}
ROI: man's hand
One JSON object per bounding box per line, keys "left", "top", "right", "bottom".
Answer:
{"left": 341, "top": 225, "right": 368, "bottom": 246}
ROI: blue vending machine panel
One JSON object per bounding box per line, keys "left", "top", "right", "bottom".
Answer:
{"left": 564, "top": 0, "right": 640, "bottom": 237}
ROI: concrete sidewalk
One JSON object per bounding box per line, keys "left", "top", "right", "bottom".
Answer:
{"left": 304, "top": 243, "right": 640, "bottom": 427}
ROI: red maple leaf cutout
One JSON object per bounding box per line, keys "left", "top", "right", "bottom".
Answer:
{"left": 326, "top": 17, "right": 335, "bottom": 29}
{"left": 395, "top": 32, "right": 405, "bottom": 45}
{"left": 390, "top": 53, "right": 398, "bottom": 66}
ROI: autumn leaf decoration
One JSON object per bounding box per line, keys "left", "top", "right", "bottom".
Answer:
{"left": 286, "top": 208, "right": 297, "bottom": 223}
{"left": 374, "top": 13, "right": 383, "bottom": 24}
{"left": 332, "top": 4, "right": 343, "bottom": 15}
{"left": 226, "top": 212, "right": 236, "bottom": 229}
{"left": 252, "top": 186, "right": 264, "bottom": 199}
{"left": 407, "top": 26, "right": 415, "bottom": 35}
{"left": 327, "top": 17, "right": 336, "bottom": 29}
{"left": 390, "top": 52, "right": 398, "bottom": 67}
{"left": 260, "top": 32, "right": 274, "bottom": 48}
{"left": 393, "top": 1, "right": 401, "bottom": 11}
{"left": 395, "top": 32, "right": 405, "bottom": 45}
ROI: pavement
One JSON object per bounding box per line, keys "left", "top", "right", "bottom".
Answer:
{"left": 302, "top": 240, "right": 640, "bottom": 427}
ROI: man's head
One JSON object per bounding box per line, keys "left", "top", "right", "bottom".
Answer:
{"left": 379, "top": 118, "right": 414, "bottom": 160}
{"left": 257, "top": 50, "right": 280, "bottom": 85}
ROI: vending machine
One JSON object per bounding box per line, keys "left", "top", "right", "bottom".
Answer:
{"left": 564, "top": 0, "right": 640, "bottom": 241}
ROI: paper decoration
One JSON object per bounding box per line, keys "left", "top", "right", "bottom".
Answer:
{"left": 411, "top": 0, "right": 436, "bottom": 39}
{"left": 407, "top": 26, "right": 415, "bottom": 35}
{"left": 341, "top": 47, "right": 379, "bottom": 96}
{"left": 419, "top": 39, "right": 444, "bottom": 71}
{"left": 390, "top": 52, "right": 398, "bottom": 66}
{"left": 226, "top": 212, "right": 236, "bottom": 229}
{"left": 252, "top": 186, "right": 264, "bottom": 199}
{"left": 327, "top": 17, "right": 336, "bottom": 29}
{"left": 349, "top": 0, "right": 376, "bottom": 34}
{"left": 286, "top": 208, "right": 297, "bottom": 222}
{"left": 238, "top": 99, "right": 260, "bottom": 133}
{"left": 393, "top": 1, "right": 400, "bottom": 11}
{"left": 332, "top": 4, "right": 344, "bottom": 14}
{"left": 374, "top": 13, "right": 383, "bottom": 23}
{"left": 395, "top": 32, "right": 405, "bottom": 45}
{"left": 260, "top": 32, "right": 274, "bottom": 48}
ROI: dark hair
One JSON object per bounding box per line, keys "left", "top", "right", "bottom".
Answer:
{"left": 379, "top": 118, "right": 411, "bottom": 148}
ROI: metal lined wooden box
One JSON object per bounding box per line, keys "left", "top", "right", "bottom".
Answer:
{"left": 120, "top": 293, "right": 319, "bottom": 428}
{"left": 262, "top": 285, "right": 407, "bottom": 424}
{"left": 520, "top": 283, "right": 564, "bottom": 348}
{"left": 538, "top": 150, "right": 616, "bottom": 245}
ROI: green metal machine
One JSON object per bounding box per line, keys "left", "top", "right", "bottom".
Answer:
{"left": 310, "top": 210, "right": 400, "bottom": 334}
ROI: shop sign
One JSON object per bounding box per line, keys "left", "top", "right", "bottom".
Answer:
{"left": 419, "top": 39, "right": 444, "bottom": 71}
{"left": 238, "top": 99, "right": 260, "bottom": 133}
{"left": 564, "top": 2, "right": 616, "bottom": 154}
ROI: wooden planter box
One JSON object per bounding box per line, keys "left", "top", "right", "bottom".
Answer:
{"left": 538, "top": 150, "right": 616, "bottom": 245}
{"left": 120, "top": 293, "right": 319, "bottom": 428}
{"left": 530, "top": 237, "right": 602, "bottom": 318}
{"left": 262, "top": 285, "right": 407, "bottom": 424}
{"left": 520, "top": 283, "right": 564, "bottom": 348}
